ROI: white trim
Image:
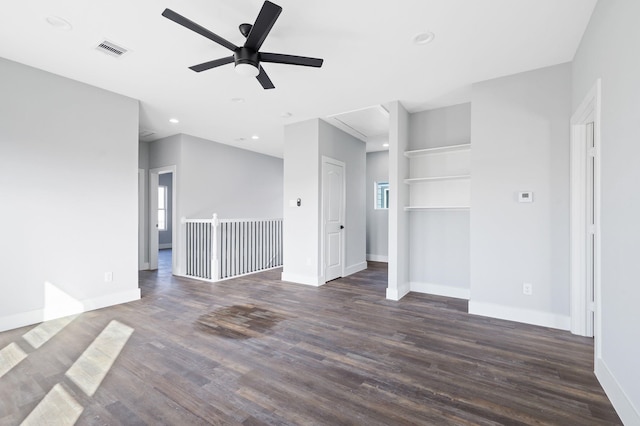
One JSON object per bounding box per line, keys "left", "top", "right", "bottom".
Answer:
{"left": 158, "top": 243, "right": 172, "bottom": 250}
{"left": 404, "top": 143, "right": 471, "bottom": 157}
{"left": 410, "top": 282, "right": 470, "bottom": 300}
{"left": 281, "top": 272, "right": 325, "bottom": 287}
{"left": 366, "top": 254, "right": 388, "bottom": 262}
{"left": 386, "top": 282, "right": 410, "bottom": 301}
{"left": 344, "top": 261, "right": 367, "bottom": 276}
{"left": 0, "top": 289, "right": 141, "bottom": 333}
{"left": 321, "top": 156, "right": 347, "bottom": 283}
{"left": 138, "top": 169, "right": 146, "bottom": 270}
{"left": 595, "top": 357, "right": 640, "bottom": 425}
{"left": 569, "top": 78, "right": 601, "bottom": 357}
{"left": 139, "top": 262, "right": 149, "bottom": 271}
{"left": 468, "top": 301, "right": 570, "bottom": 330}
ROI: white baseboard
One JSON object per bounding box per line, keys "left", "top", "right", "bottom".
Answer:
{"left": 344, "top": 261, "right": 367, "bottom": 276}
{"left": 0, "top": 288, "right": 141, "bottom": 333}
{"left": 366, "top": 254, "right": 388, "bottom": 263}
{"left": 139, "top": 262, "right": 150, "bottom": 271}
{"left": 410, "top": 282, "right": 470, "bottom": 300}
{"left": 386, "top": 282, "right": 410, "bottom": 301}
{"left": 281, "top": 272, "right": 324, "bottom": 287}
{"left": 159, "top": 243, "right": 172, "bottom": 249}
{"left": 468, "top": 300, "right": 570, "bottom": 330}
{"left": 595, "top": 357, "right": 640, "bottom": 425}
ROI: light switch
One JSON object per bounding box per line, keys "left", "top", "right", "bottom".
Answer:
{"left": 518, "top": 191, "right": 533, "bottom": 203}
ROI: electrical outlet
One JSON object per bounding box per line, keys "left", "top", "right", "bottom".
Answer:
{"left": 523, "top": 283, "right": 532, "bottom": 295}
{"left": 104, "top": 272, "right": 113, "bottom": 282}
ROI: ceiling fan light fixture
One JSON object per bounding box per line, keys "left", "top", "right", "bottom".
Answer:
{"left": 235, "top": 63, "right": 260, "bottom": 77}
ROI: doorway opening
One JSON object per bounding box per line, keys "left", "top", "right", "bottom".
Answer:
{"left": 149, "top": 166, "right": 177, "bottom": 275}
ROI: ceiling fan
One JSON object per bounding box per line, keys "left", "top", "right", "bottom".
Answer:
{"left": 162, "top": 1, "right": 324, "bottom": 89}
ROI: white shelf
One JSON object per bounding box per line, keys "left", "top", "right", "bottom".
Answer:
{"left": 404, "top": 143, "right": 471, "bottom": 158}
{"left": 404, "top": 206, "right": 470, "bottom": 211}
{"left": 404, "top": 174, "right": 470, "bottom": 184}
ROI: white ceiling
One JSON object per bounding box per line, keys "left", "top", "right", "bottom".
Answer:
{"left": 0, "top": 0, "right": 596, "bottom": 158}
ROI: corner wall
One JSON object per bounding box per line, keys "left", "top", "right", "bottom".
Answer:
{"left": 282, "top": 119, "right": 367, "bottom": 286}
{"left": 572, "top": 1, "right": 640, "bottom": 422}
{"left": 387, "top": 101, "right": 410, "bottom": 300}
{"left": 319, "top": 120, "right": 367, "bottom": 276}
{"left": 282, "top": 120, "right": 321, "bottom": 285}
{"left": 469, "top": 63, "right": 572, "bottom": 329}
{"left": 0, "top": 57, "right": 140, "bottom": 331}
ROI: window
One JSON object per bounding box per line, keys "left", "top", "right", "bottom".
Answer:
{"left": 158, "top": 185, "right": 167, "bottom": 231}
{"left": 375, "top": 182, "right": 389, "bottom": 209}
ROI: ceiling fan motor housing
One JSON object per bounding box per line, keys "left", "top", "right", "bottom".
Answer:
{"left": 234, "top": 47, "right": 259, "bottom": 68}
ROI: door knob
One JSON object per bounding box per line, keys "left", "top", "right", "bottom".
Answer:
{"left": 340, "top": 225, "right": 344, "bottom": 229}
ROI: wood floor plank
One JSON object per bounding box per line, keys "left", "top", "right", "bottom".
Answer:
{"left": 0, "top": 253, "right": 621, "bottom": 425}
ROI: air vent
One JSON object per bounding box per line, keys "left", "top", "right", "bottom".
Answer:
{"left": 96, "top": 40, "right": 128, "bottom": 57}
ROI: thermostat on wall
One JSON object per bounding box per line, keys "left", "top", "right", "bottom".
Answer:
{"left": 518, "top": 191, "right": 533, "bottom": 203}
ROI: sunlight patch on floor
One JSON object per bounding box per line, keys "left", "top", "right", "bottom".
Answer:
{"left": 20, "top": 384, "right": 83, "bottom": 426}
{"left": 65, "top": 320, "right": 134, "bottom": 397}
{"left": 0, "top": 343, "right": 28, "bottom": 378}
{"left": 22, "top": 315, "right": 78, "bottom": 349}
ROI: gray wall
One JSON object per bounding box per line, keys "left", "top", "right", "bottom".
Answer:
{"left": 180, "top": 134, "right": 283, "bottom": 219}
{"left": 0, "top": 57, "right": 140, "bottom": 331}
{"left": 572, "top": 1, "right": 640, "bottom": 421}
{"left": 469, "top": 63, "right": 571, "bottom": 328}
{"left": 158, "top": 172, "right": 173, "bottom": 247}
{"left": 409, "top": 103, "right": 471, "bottom": 150}
{"left": 408, "top": 104, "right": 471, "bottom": 295}
{"left": 366, "top": 151, "right": 389, "bottom": 261}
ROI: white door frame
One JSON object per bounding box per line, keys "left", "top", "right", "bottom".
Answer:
{"left": 570, "top": 79, "right": 601, "bottom": 356}
{"left": 321, "top": 156, "right": 346, "bottom": 283}
{"left": 138, "top": 169, "right": 148, "bottom": 270}
{"left": 149, "top": 166, "right": 177, "bottom": 272}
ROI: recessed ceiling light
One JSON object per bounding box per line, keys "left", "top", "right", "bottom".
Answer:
{"left": 413, "top": 31, "right": 435, "bottom": 45}
{"left": 251, "top": 135, "right": 260, "bottom": 140}
{"left": 231, "top": 97, "right": 245, "bottom": 103}
{"left": 46, "top": 16, "right": 72, "bottom": 31}
{"left": 169, "top": 118, "right": 179, "bottom": 124}
{"left": 383, "top": 143, "right": 389, "bottom": 147}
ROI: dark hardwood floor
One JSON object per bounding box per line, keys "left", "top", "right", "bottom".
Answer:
{"left": 0, "top": 251, "right": 621, "bottom": 425}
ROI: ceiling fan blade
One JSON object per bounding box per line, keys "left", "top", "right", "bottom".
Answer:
{"left": 244, "top": 1, "right": 282, "bottom": 51}
{"left": 260, "top": 52, "right": 324, "bottom": 68}
{"left": 189, "top": 56, "right": 235, "bottom": 72}
{"left": 256, "top": 67, "right": 275, "bottom": 89}
{"left": 162, "top": 8, "right": 237, "bottom": 51}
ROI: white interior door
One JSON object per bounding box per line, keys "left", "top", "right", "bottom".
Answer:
{"left": 323, "top": 158, "right": 345, "bottom": 282}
